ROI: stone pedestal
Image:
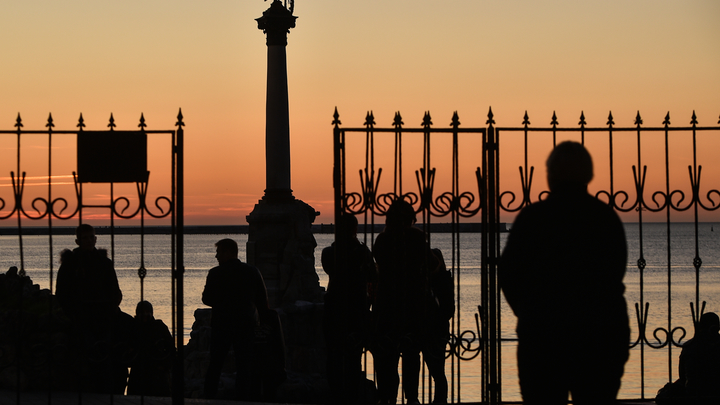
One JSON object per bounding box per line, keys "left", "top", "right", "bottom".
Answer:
{"left": 246, "top": 198, "right": 324, "bottom": 308}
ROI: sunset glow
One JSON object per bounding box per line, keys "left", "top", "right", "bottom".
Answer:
{"left": 0, "top": 1, "right": 718, "bottom": 225}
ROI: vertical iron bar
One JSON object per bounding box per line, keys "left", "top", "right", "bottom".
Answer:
{"left": 636, "top": 119, "right": 646, "bottom": 399}
{"left": 173, "top": 111, "right": 185, "bottom": 405}
{"left": 14, "top": 115, "right": 23, "bottom": 405}
{"left": 47, "top": 114, "right": 55, "bottom": 404}
{"left": 663, "top": 114, "right": 673, "bottom": 382}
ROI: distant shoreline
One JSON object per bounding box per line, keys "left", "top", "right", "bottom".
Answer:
{"left": 2, "top": 222, "right": 710, "bottom": 236}
{"left": 0, "top": 223, "right": 505, "bottom": 236}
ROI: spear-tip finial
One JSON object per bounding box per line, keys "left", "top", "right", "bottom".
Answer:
{"left": 634, "top": 111, "right": 643, "bottom": 126}
{"left": 77, "top": 113, "right": 86, "bottom": 130}
{"left": 108, "top": 113, "right": 116, "bottom": 130}
{"left": 46, "top": 113, "right": 55, "bottom": 129}
{"left": 14, "top": 113, "right": 23, "bottom": 129}
{"left": 663, "top": 112, "right": 671, "bottom": 127}
{"left": 690, "top": 110, "right": 698, "bottom": 126}
{"left": 522, "top": 111, "right": 530, "bottom": 127}
{"left": 138, "top": 113, "right": 147, "bottom": 130}
{"left": 607, "top": 111, "right": 615, "bottom": 127}
{"left": 550, "top": 111, "right": 558, "bottom": 127}
{"left": 579, "top": 111, "right": 586, "bottom": 127}
{"left": 176, "top": 108, "right": 185, "bottom": 127}
{"left": 486, "top": 107, "right": 495, "bottom": 125}
{"left": 332, "top": 107, "right": 341, "bottom": 126}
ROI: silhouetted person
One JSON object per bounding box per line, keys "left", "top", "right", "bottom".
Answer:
{"left": 202, "top": 238, "right": 268, "bottom": 400}
{"left": 127, "top": 300, "right": 175, "bottom": 397}
{"left": 0, "top": 266, "right": 32, "bottom": 309}
{"left": 679, "top": 312, "right": 720, "bottom": 402}
{"left": 656, "top": 312, "right": 720, "bottom": 404}
{"left": 55, "top": 224, "right": 132, "bottom": 394}
{"left": 422, "top": 248, "right": 454, "bottom": 404}
{"left": 373, "top": 199, "right": 438, "bottom": 405}
{"left": 56, "top": 224, "right": 123, "bottom": 326}
{"left": 321, "top": 213, "right": 377, "bottom": 404}
{"left": 499, "top": 141, "right": 630, "bottom": 405}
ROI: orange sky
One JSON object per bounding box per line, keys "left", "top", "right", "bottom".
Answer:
{"left": 1, "top": 1, "right": 718, "bottom": 225}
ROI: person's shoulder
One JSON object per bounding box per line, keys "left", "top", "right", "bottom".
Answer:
{"left": 236, "top": 260, "right": 262, "bottom": 275}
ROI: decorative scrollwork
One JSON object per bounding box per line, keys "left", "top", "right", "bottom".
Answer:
{"left": 112, "top": 174, "right": 173, "bottom": 219}
{"left": 630, "top": 301, "right": 694, "bottom": 350}
{"left": 449, "top": 309, "right": 483, "bottom": 361}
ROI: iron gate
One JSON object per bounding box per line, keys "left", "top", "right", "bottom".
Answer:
{"left": 333, "top": 107, "right": 720, "bottom": 403}
{"left": 0, "top": 111, "right": 185, "bottom": 403}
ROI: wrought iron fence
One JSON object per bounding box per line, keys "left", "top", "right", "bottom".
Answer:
{"left": 0, "top": 111, "right": 184, "bottom": 403}
{"left": 333, "top": 107, "right": 720, "bottom": 403}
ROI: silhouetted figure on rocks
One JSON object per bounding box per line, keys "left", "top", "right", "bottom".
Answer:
{"left": 55, "top": 224, "right": 133, "bottom": 394}
{"left": 0, "top": 266, "right": 34, "bottom": 309}
{"left": 202, "top": 238, "right": 268, "bottom": 400}
{"left": 322, "top": 212, "right": 377, "bottom": 404}
{"left": 656, "top": 312, "right": 720, "bottom": 404}
{"left": 422, "top": 248, "right": 454, "bottom": 405}
{"left": 499, "top": 141, "right": 630, "bottom": 405}
{"left": 680, "top": 312, "right": 720, "bottom": 401}
{"left": 127, "top": 300, "right": 175, "bottom": 397}
{"left": 373, "top": 199, "right": 438, "bottom": 405}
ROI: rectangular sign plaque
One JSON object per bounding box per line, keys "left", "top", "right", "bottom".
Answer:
{"left": 77, "top": 131, "right": 148, "bottom": 183}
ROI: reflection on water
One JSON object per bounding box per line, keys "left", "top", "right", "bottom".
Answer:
{"left": 1, "top": 222, "right": 719, "bottom": 402}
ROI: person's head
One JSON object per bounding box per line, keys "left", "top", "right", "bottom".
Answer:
{"left": 75, "top": 224, "right": 97, "bottom": 251}
{"left": 385, "top": 198, "right": 416, "bottom": 228}
{"left": 337, "top": 213, "right": 359, "bottom": 239}
{"left": 135, "top": 300, "right": 154, "bottom": 322}
{"left": 546, "top": 141, "right": 594, "bottom": 192}
{"left": 698, "top": 312, "right": 720, "bottom": 336}
{"left": 215, "top": 238, "right": 238, "bottom": 264}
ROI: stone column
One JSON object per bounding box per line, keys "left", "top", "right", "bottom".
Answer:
{"left": 248, "top": 1, "right": 323, "bottom": 309}
{"left": 256, "top": 0, "right": 294, "bottom": 201}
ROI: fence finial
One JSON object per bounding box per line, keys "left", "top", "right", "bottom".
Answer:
{"left": 108, "top": 113, "right": 116, "bottom": 130}
{"left": 691, "top": 111, "right": 698, "bottom": 126}
{"left": 634, "top": 111, "right": 643, "bottom": 126}
{"left": 663, "top": 112, "right": 671, "bottom": 127}
{"left": 176, "top": 108, "right": 185, "bottom": 127}
{"left": 422, "top": 111, "right": 432, "bottom": 127}
{"left": 550, "top": 111, "right": 558, "bottom": 128}
{"left": 522, "top": 111, "right": 530, "bottom": 127}
{"left": 486, "top": 107, "right": 495, "bottom": 125}
{"left": 578, "top": 111, "right": 586, "bottom": 128}
{"left": 393, "top": 111, "right": 404, "bottom": 127}
{"left": 607, "top": 111, "right": 615, "bottom": 127}
{"left": 46, "top": 113, "right": 55, "bottom": 129}
{"left": 77, "top": 113, "right": 86, "bottom": 130}
{"left": 332, "top": 107, "right": 341, "bottom": 127}
{"left": 14, "top": 113, "right": 23, "bottom": 129}
{"left": 451, "top": 111, "right": 460, "bottom": 127}
{"left": 364, "top": 111, "right": 375, "bottom": 127}
{"left": 138, "top": 113, "right": 147, "bottom": 130}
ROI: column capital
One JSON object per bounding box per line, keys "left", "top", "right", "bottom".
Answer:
{"left": 256, "top": 0, "right": 297, "bottom": 46}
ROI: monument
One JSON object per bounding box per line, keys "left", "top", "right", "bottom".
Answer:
{"left": 246, "top": 1, "right": 326, "bottom": 387}
{"left": 247, "top": 0, "right": 323, "bottom": 308}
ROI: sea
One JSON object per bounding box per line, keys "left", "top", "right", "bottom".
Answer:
{"left": 2, "top": 222, "right": 719, "bottom": 403}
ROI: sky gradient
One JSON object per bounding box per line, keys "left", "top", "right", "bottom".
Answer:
{"left": 1, "top": 1, "right": 718, "bottom": 225}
